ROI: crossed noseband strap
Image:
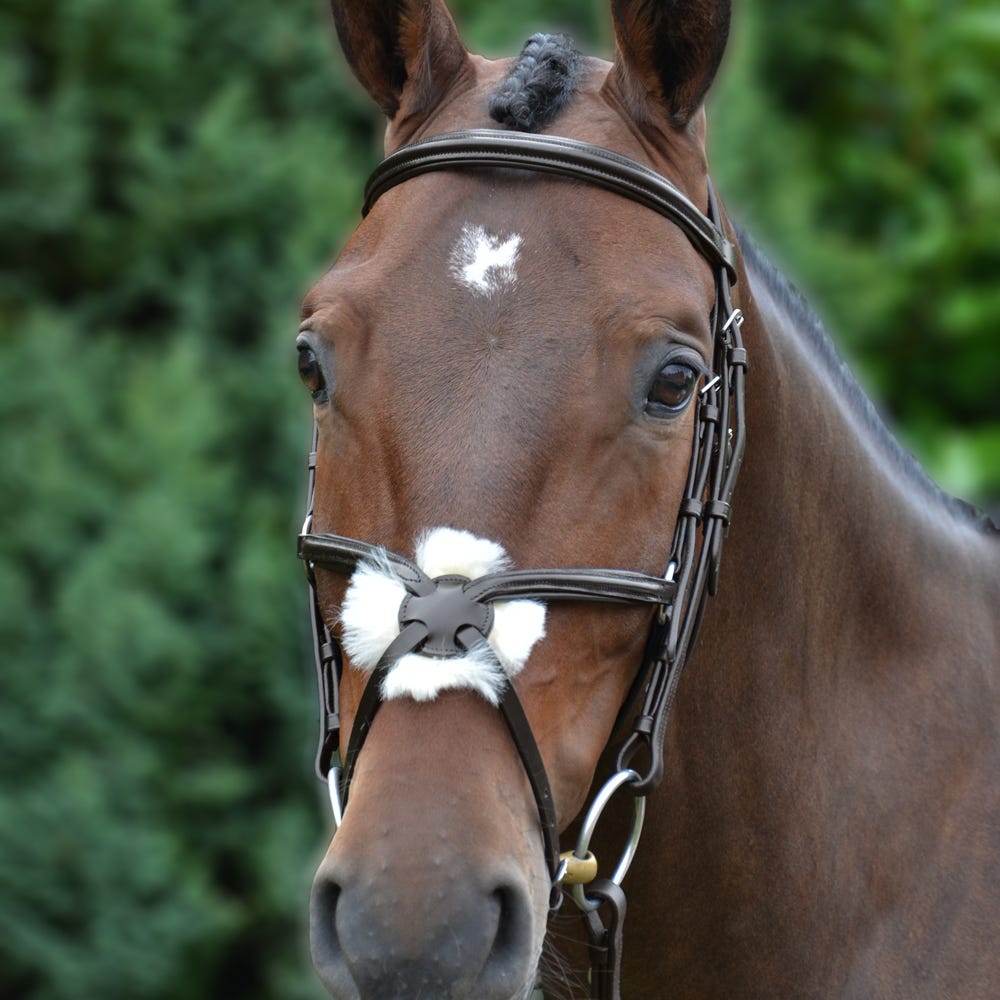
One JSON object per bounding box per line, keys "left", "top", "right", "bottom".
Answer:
{"left": 297, "top": 531, "right": 678, "bottom": 886}
{"left": 299, "top": 533, "right": 677, "bottom": 608}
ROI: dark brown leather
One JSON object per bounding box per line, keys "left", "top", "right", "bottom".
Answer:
{"left": 399, "top": 580, "right": 494, "bottom": 657}
{"left": 299, "top": 532, "right": 678, "bottom": 606}
{"left": 584, "top": 880, "right": 628, "bottom": 1000}
{"left": 363, "top": 129, "right": 738, "bottom": 282}
{"left": 498, "top": 679, "right": 562, "bottom": 895}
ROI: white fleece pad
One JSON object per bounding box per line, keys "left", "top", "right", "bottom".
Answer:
{"left": 339, "top": 527, "right": 546, "bottom": 705}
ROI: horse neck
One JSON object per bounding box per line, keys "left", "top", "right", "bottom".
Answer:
{"left": 719, "top": 250, "right": 999, "bottom": 672}
{"left": 680, "top": 242, "right": 1000, "bottom": 794}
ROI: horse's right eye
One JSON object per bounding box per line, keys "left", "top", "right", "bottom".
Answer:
{"left": 297, "top": 346, "right": 327, "bottom": 401}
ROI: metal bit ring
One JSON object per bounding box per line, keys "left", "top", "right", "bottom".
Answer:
{"left": 567, "top": 769, "right": 646, "bottom": 912}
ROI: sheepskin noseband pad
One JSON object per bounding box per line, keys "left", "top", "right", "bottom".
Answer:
{"left": 340, "top": 527, "right": 547, "bottom": 705}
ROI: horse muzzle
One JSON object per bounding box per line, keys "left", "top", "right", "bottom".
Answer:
{"left": 308, "top": 693, "right": 550, "bottom": 1000}
{"left": 311, "top": 855, "right": 541, "bottom": 1000}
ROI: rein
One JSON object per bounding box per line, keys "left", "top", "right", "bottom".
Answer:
{"left": 297, "top": 129, "right": 747, "bottom": 999}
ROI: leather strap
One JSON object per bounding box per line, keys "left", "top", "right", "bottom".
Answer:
{"left": 498, "top": 680, "right": 562, "bottom": 891}
{"left": 339, "top": 621, "right": 430, "bottom": 788}
{"left": 299, "top": 532, "right": 677, "bottom": 608}
{"left": 334, "top": 615, "right": 564, "bottom": 888}
{"left": 465, "top": 566, "right": 676, "bottom": 606}
{"left": 298, "top": 532, "right": 429, "bottom": 592}
{"left": 364, "top": 129, "right": 737, "bottom": 282}
{"left": 584, "top": 880, "right": 628, "bottom": 999}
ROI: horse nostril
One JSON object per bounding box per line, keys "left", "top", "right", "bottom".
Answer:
{"left": 480, "top": 881, "right": 538, "bottom": 996}
{"left": 310, "top": 872, "right": 349, "bottom": 989}
{"left": 490, "top": 885, "right": 521, "bottom": 963}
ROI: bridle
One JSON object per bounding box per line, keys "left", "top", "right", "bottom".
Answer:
{"left": 297, "top": 129, "right": 747, "bottom": 999}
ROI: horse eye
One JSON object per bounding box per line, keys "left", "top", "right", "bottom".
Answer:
{"left": 297, "top": 346, "right": 327, "bottom": 400}
{"left": 645, "top": 363, "right": 699, "bottom": 416}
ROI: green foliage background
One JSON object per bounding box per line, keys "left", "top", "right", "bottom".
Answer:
{"left": 1, "top": 1, "right": 996, "bottom": 997}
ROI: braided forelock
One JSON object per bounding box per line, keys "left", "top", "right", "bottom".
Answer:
{"left": 488, "top": 33, "right": 583, "bottom": 132}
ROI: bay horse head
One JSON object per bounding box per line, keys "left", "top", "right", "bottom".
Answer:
{"left": 300, "top": 2, "right": 741, "bottom": 995}
{"left": 294, "top": 1, "right": 1000, "bottom": 998}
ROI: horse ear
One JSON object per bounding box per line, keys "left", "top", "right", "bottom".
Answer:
{"left": 330, "top": 0, "right": 468, "bottom": 121}
{"left": 605, "top": 0, "right": 731, "bottom": 127}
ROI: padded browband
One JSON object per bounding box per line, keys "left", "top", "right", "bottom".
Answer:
{"left": 297, "top": 532, "right": 678, "bottom": 607}
{"left": 363, "top": 129, "right": 738, "bottom": 283}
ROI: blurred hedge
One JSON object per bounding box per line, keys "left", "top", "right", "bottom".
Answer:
{"left": 1, "top": 2, "right": 995, "bottom": 998}
{"left": 1, "top": 2, "right": 367, "bottom": 996}
{"left": 710, "top": 0, "right": 1000, "bottom": 500}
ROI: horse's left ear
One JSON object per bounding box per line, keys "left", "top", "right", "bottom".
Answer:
{"left": 604, "top": 0, "right": 732, "bottom": 128}
{"left": 330, "top": 0, "right": 468, "bottom": 122}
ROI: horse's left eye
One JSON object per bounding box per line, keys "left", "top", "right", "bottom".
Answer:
{"left": 297, "top": 346, "right": 327, "bottom": 400}
{"left": 645, "top": 363, "right": 699, "bottom": 416}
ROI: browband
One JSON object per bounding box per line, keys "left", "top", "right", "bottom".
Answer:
{"left": 363, "top": 129, "right": 738, "bottom": 282}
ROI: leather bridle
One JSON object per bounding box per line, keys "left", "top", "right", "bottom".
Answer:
{"left": 297, "top": 129, "right": 748, "bottom": 999}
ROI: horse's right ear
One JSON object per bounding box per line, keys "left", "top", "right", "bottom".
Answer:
{"left": 330, "top": 0, "right": 468, "bottom": 122}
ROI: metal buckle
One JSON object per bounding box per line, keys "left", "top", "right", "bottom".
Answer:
{"left": 327, "top": 764, "right": 344, "bottom": 830}
{"left": 722, "top": 307, "right": 744, "bottom": 333}
{"left": 657, "top": 561, "right": 678, "bottom": 625}
{"left": 699, "top": 374, "right": 721, "bottom": 398}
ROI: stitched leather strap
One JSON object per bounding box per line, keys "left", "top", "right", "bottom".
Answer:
{"left": 339, "top": 622, "right": 430, "bottom": 787}
{"left": 584, "top": 880, "right": 628, "bottom": 999}
{"left": 299, "top": 532, "right": 678, "bottom": 607}
{"left": 498, "top": 680, "right": 561, "bottom": 890}
{"left": 334, "top": 615, "right": 564, "bottom": 887}
{"left": 363, "top": 129, "right": 737, "bottom": 282}
{"left": 466, "top": 567, "right": 676, "bottom": 605}
{"left": 298, "top": 533, "right": 430, "bottom": 593}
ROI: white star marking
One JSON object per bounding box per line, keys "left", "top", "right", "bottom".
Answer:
{"left": 449, "top": 224, "right": 522, "bottom": 296}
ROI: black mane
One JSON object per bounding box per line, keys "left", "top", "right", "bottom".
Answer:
{"left": 739, "top": 232, "right": 998, "bottom": 533}
{"left": 489, "top": 34, "right": 582, "bottom": 132}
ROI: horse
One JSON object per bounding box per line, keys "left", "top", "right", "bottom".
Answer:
{"left": 294, "top": 2, "right": 1000, "bottom": 997}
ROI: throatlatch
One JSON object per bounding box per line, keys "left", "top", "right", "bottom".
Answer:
{"left": 297, "top": 129, "right": 747, "bottom": 1000}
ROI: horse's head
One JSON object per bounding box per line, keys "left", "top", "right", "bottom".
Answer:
{"left": 300, "top": 2, "right": 741, "bottom": 997}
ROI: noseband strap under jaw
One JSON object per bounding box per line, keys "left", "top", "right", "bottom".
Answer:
{"left": 297, "top": 129, "right": 747, "bottom": 1000}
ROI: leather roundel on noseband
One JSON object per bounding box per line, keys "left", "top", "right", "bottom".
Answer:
{"left": 297, "top": 128, "right": 748, "bottom": 1000}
